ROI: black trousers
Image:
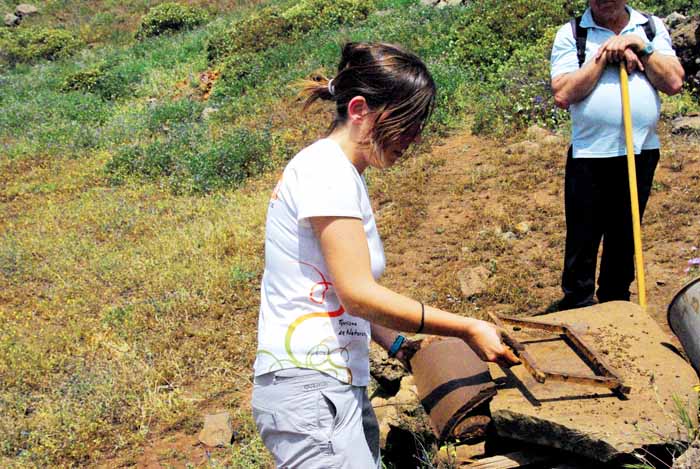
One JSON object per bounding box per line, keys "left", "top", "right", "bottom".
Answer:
{"left": 561, "top": 147, "right": 660, "bottom": 308}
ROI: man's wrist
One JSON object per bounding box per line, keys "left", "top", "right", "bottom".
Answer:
{"left": 636, "top": 41, "right": 654, "bottom": 58}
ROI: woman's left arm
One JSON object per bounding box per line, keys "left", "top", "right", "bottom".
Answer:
{"left": 370, "top": 323, "right": 420, "bottom": 371}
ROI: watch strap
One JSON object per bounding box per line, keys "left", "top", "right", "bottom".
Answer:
{"left": 638, "top": 41, "right": 654, "bottom": 57}
{"left": 388, "top": 334, "right": 406, "bottom": 358}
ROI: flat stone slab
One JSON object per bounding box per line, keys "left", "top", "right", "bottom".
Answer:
{"left": 489, "top": 301, "right": 698, "bottom": 463}
{"left": 198, "top": 412, "right": 233, "bottom": 447}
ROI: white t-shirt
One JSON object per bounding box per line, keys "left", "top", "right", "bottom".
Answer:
{"left": 253, "top": 138, "right": 386, "bottom": 386}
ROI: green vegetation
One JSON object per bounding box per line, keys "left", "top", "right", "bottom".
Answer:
{"left": 1, "top": 0, "right": 698, "bottom": 467}
{"left": 135, "top": 2, "right": 209, "bottom": 40}
{"left": 0, "top": 26, "right": 81, "bottom": 64}
{"left": 106, "top": 126, "right": 273, "bottom": 193}
{"left": 60, "top": 60, "right": 135, "bottom": 100}
{"left": 206, "top": 0, "right": 374, "bottom": 63}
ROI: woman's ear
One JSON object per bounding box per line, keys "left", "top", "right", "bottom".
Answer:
{"left": 347, "top": 96, "right": 369, "bottom": 124}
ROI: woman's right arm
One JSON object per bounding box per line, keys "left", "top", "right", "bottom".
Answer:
{"left": 310, "top": 216, "right": 519, "bottom": 366}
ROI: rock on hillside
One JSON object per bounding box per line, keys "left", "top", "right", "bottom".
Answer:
{"left": 667, "top": 14, "right": 700, "bottom": 92}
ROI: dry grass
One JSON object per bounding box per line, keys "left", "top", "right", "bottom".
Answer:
{"left": 0, "top": 143, "right": 274, "bottom": 465}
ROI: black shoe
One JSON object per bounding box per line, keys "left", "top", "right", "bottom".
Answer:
{"left": 542, "top": 297, "right": 596, "bottom": 314}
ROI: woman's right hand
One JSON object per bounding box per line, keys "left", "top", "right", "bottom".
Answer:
{"left": 462, "top": 319, "right": 520, "bottom": 367}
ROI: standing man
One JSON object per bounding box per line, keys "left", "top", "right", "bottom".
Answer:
{"left": 550, "top": 0, "right": 684, "bottom": 310}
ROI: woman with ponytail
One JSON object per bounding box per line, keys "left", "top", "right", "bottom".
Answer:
{"left": 253, "top": 42, "right": 518, "bottom": 468}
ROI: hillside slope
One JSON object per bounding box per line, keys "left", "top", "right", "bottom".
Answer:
{"left": 1, "top": 0, "right": 699, "bottom": 467}
{"left": 98, "top": 125, "right": 699, "bottom": 467}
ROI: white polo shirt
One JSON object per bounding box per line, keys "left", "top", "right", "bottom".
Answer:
{"left": 550, "top": 7, "right": 677, "bottom": 158}
{"left": 253, "top": 138, "right": 386, "bottom": 386}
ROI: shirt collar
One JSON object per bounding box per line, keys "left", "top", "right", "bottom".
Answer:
{"left": 580, "top": 5, "right": 648, "bottom": 32}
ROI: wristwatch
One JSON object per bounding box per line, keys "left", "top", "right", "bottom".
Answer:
{"left": 388, "top": 334, "right": 406, "bottom": 358}
{"left": 637, "top": 41, "right": 654, "bottom": 58}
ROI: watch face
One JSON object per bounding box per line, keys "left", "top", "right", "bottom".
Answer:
{"left": 642, "top": 43, "right": 654, "bottom": 56}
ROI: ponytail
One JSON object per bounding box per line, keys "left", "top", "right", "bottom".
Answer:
{"left": 299, "top": 73, "right": 335, "bottom": 112}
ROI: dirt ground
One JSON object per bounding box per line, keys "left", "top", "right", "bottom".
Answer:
{"left": 380, "top": 125, "right": 699, "bottom": 334}
{"left": 116, "top": 126, "right": 699, "bottom": 467}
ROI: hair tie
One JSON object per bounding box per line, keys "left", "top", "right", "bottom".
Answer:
{"left": 327, "top": 78, "right": 336, "bottom": 96}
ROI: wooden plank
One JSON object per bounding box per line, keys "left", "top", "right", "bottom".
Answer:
{"left": 465, "top": 451, "right": 554, "bottom": 468}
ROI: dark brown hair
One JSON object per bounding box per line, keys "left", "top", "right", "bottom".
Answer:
{"left": 300, "top": 42, "right": 436, "bottom": 158}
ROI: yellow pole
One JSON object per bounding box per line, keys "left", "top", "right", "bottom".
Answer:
{"left": 619, "top": 63, "right": 646, "bottom": 309}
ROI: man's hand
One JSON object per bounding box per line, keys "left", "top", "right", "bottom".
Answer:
{"left": 596, "top": 35, "right": 646, "bottom": 74}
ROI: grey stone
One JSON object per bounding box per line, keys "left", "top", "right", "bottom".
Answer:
{"left": 515, "top": 221, "right": 530, "bottom": 234}
{"left": 198, "top": 412, "right": 233, "bottom": 447}
{"left": 502, "top": 231, "right": 517, "bottom": 241}
{"left": 458, "top": 265, "right": 491, "bottom": 298}
{"left": 541, "top": 134, "right": 564, "bottom": 146}
{"left": 371, "top": 376, "right": 432, "bottom": 450}
{"left": 419, "top": 0, "right": 463, "bottom": 7}
{"left": 670, "top": 16, "right": 700, "bottom": 92}
{"left": 15, "top": 4, "right": 38, "bottom": 17}
{"left": 506, "top": 140, "right": 540, "bottom": 156}
{"left": 489, "top": 302, "right": 698, "bottom": 463}
{"left": 526, "top": 125, "right": 551, "bottom": 141}
{"left": 672, "top": 115, "right": 700, "bottom": 136}
{"left": 664, "top": 12, "right": 687, "bottom": 29}
{"left": 4, "top": 13, "right": 20, "bottom": 27}
{"left": 369, "top": 343, "right": 408, "bottom": 394}
{"left": 201, "top": 107, "right": 218, "bottom": 120}
{"left": 673, "top": 438, "right": 700, "bottom": 469}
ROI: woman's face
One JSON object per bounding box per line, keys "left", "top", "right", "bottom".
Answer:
{"left": 384, "top": 124, "right": 423, "bottom": 166}
{"left": 366, "top": 118, "right": 423, "bottom": 169}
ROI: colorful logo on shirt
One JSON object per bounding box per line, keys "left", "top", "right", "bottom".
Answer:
{"left": 256, "top": 262, "right": 354, "bottom": 383}
{"left": 270, "top": 176, "right": 283, "bottom": 202}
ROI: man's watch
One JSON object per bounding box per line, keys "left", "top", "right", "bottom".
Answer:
{"left": 637, "top": 41, "right": 654, "bottom": 58}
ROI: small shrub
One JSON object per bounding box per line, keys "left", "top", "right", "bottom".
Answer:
{"left": 60, "top": 63, "right": 131, "bottom": 100}
{"left": 206, "top": 7, "right": 292, "bottom": 63}
{"left": 105, "top": 126, "right": 272, "bottom": 193}
{"left": 282, "top": 0, "right": 375, "bottom": 33}
{"left": 206, "top": 0, "right": 374, "bottom": 64}
{"left": 447, "top": 0, "right": 575, "bottom": 72}
{"left": 135, "top": 2, "right": 208, "bottom": 40}
{"left": 0, "top": 27, "right": 82, "bottom": 65}
{"left": 635, "top": 0, "right": 700, "bottom": 16}
{"left": 213, "top": 51, "right": 286, "bottom": 98}
{"left": 146, "top": 99, "right": 204, "bottom": 133}
{"left": 188, "top": 128, "right": 273, "bottom": 192}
